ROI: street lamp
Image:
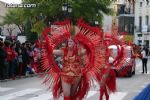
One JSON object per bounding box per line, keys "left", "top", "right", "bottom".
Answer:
{"left": 48, "top": 21, "right": 51, "bottom": 26}
{"left": 67, "top": 5, "right": 72, "bottom": 13}
{"left": 62, "top": 3, "right": 68, "bottom": 12}
{"left": 62, "top": 2, "right": 72, "bottom": 19}
{"left": 95, "top": 21, "right": 99, "bottom": 26}
{"left": 94, "top": 13, "right": 99, "bottom": 26}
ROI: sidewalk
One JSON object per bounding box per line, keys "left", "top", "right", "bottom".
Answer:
{"left": 0, "top": 73, "right": 44, "bottom": 82}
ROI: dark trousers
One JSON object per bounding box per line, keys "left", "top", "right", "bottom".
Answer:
{"left": 0, "top": 61, "right": 9, "bottom": 79}
{"left": 0, "top": 61, "right": 5, "bottom": 79}
{"left": 142, "top": 58, "right": 148, "bottom": 73}
{"left": 8, "top": 61, "right": 14, "bottom": 77}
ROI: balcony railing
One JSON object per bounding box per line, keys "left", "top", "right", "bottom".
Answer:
{"left": 135, "top": 26, "right": 142, "bottom": 32}
{"left": 135, "top": 25, "right": 150, "bottom": 32}
{"left": 148, "top": 25, "right": 150, "bottom": 32}
{"left": 117, "top": 6, "right": 134, "bottom": 16}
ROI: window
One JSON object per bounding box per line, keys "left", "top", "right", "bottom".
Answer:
{"left": 140, "top": 2, "right": 142, "bottom": 7}
{"left": 144, "top": 40, "right": 149, "bottom": 47}
{"left": 146, "top": 15, "right": 149, "bottom": 25}
{"left": 129, "top": 24, "right": 133, "bottom": 34}
{"left": 146, "top": 0, "right": 149, "bottom": 5}
{"left": 138, "top": 34, "right": 142, "bottom": 37}
{"left": 139, "top": 16, "right": 142, "bottom": 32}
{"left": 138, "top": 40, "right": 142, "bottom": 45}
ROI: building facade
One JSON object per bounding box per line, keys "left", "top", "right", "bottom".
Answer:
{"left": 134, "top": 0, "right": 150, "bottom": 47}
{"left": 117, "top": 0, "right": 135, "bottom": 35}
{"left": 103, "top": 0, "right": 135, "bottom": 37}
{"left": 102, "top": 0, "right": 124, "bottom": 33}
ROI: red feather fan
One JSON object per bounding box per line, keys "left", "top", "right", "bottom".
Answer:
{"left": 39, "top": 18, "right": 130, "bottom": 99}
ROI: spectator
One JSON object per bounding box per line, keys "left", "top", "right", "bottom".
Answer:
{"left": 0, "top": 39, "right": 7, "bottom": 80}
{"left": 141, "top": 46, "right": 149, "bottom": 74}
{"left": 10, "top": 43, "right": 18, "bottom": 79}
{"left": 17, "top": 47, "right": 23, "bottom": 76}
{"left": 4, "top": 40, "right": 12, "bottom": 79}
{"left": 32, "top": 43, "right": 41, "bottom": 73}
{"left": 0, "top": 40, "right": 45, "bottom": 80}
{"left": 21, "top": 43, "right": 30, "bottom": 75}
{"left": 15, "top": 42, "right": 23, "bottom": 76}
{"left": 25, "top": 63, "right": 34, "bottom": 76}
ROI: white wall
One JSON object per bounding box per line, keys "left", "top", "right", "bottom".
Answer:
{"left": 134, "top": 0, "right": 150, "bottom": 47}
{"left": 103, "top": 15, "right": 113, "bottom": 33}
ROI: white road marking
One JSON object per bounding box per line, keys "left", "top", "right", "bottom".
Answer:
{"left": 140, "top": 85, "right": 147, "bottom": 88}
{"left": 0, "top": 87, "right": 14, "bottom": 92}
{"left": 85, "top": 91, "right": 127, "bottom": 100}
{"left": 86, "top": 91, "right": 97, "bottom": 98}
{"left": 132, "top": 90, "right": 141, "bottom": 93}
{"left": 109, "top": 92, "right": 127, "bottom": 100}
{"left": 28, "top": 92, "right": 53, "bottom": 100}
{"left": 0, "top": 88, "right": 41, "bottom": 100}
{"left": 0, "top": 87, "right": 128, "bottom": 100}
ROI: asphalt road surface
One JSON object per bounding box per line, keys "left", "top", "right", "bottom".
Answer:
{"left": 0, "top": 58, "right": 150, "bottom": 100}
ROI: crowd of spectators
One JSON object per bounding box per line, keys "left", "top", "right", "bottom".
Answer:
{"left": 0, "top": 38, "right": 41, "bottom": 80}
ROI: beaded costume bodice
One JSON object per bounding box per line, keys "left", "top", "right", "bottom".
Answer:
{"left": 62, "top": 52, "right": 81, "bottom": 77}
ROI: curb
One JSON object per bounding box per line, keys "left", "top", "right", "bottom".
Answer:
{"left": 0, "top": 73, "right": 45, "bottom": 82}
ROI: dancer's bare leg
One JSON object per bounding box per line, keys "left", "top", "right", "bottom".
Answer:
{"left": 61, "top": 80, "right": 71, "bottom": 100}
{"left": 100, "top": 86, "right": 105, "bottom": 100}
{"left": 104, "top": 86, "right": 109, "bottom": 100}
{"left": 70, "top": 77, "right": 81, "bottom": 100}
{"left": 71, "top": 77, "right": 81, "bottom": 96}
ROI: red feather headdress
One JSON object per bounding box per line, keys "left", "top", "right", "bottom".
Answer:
{"left": 39, "top": 18, "right": 130, "bottom": 99}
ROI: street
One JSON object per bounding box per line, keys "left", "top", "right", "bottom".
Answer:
{"left": 0, "top": 58, "right": 150, "bottom": 100}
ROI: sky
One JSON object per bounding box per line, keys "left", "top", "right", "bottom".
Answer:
{"left": 0, "top": 0, "right": 22, "bottom": 4}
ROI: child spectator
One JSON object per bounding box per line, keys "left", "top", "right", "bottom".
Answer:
{"left": 25, "top": 63, "right": 35, "bottom": 76}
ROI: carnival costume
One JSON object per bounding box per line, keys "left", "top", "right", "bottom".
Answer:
{"left": 98, "top": 28, "right": 136, "bottom": 99}
{"left": 39, "top": 18, "right": 131, "bottom": 100}
{"left": 61, "top": 47, "right": 82, "bottom": 84}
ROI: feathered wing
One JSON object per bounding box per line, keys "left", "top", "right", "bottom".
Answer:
{"left": 103, "top": 35, "right": 132, "bottom": 73}
{"left": 40, "top": 20, "right": 71, "bottom": 98}
{"left": 103, "top": 35, "right": 130, "bottom": 68}
{"left": 75, "top": 19, "right": 131, "bottom": 98}
{"left": 39, "top": 18, "right": 130, "bottom": 99}
{"left": 74, "top": 18, "right": 108, "bottom": 98}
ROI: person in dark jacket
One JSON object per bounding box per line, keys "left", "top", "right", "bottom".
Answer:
{"left": 21, "top": 43, "right": 30, "bottom": 75}
{"left": 141, "top": 46, "right": 149, "bottom": 74}
{"left": 0, "top": 39, "right": 7, "bottom": 80}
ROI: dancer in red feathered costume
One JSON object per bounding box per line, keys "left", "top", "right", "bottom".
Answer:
{"left": 98, "top": 32, "right": 131, "bottom": 100}
{"left": 52, "top": 38, "right": 86, "bottom": 100}
{"left": 38, "top": 18, "right": 129, "bottom": 100}
{"left": 99, "top": 48, "right": 116, "bottom": 100}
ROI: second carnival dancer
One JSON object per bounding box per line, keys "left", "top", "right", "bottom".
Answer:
{"left": 39, "top": 19, "right": 128, "bottom": 100}
{"left": 99, "top": 48, "right": 117, "bottom": 100}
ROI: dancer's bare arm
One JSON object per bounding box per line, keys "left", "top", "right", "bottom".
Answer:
{"left": 53, "top": 50, "right": 64, "bottom": 55}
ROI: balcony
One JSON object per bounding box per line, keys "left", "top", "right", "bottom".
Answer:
{"left": 135, "top": 25, "right": 150, "bottom": 33}
{"left": 135, "top": 27, "right": 142, "bottom": 33}
{"left": 118, "top": 15, "right": 134, "bottom": 35}
{"left": 148, "top": 25, "right": 150, "bottom": 32}
{"left": 117, "top": 4, "right": 134, "bottom": 16}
